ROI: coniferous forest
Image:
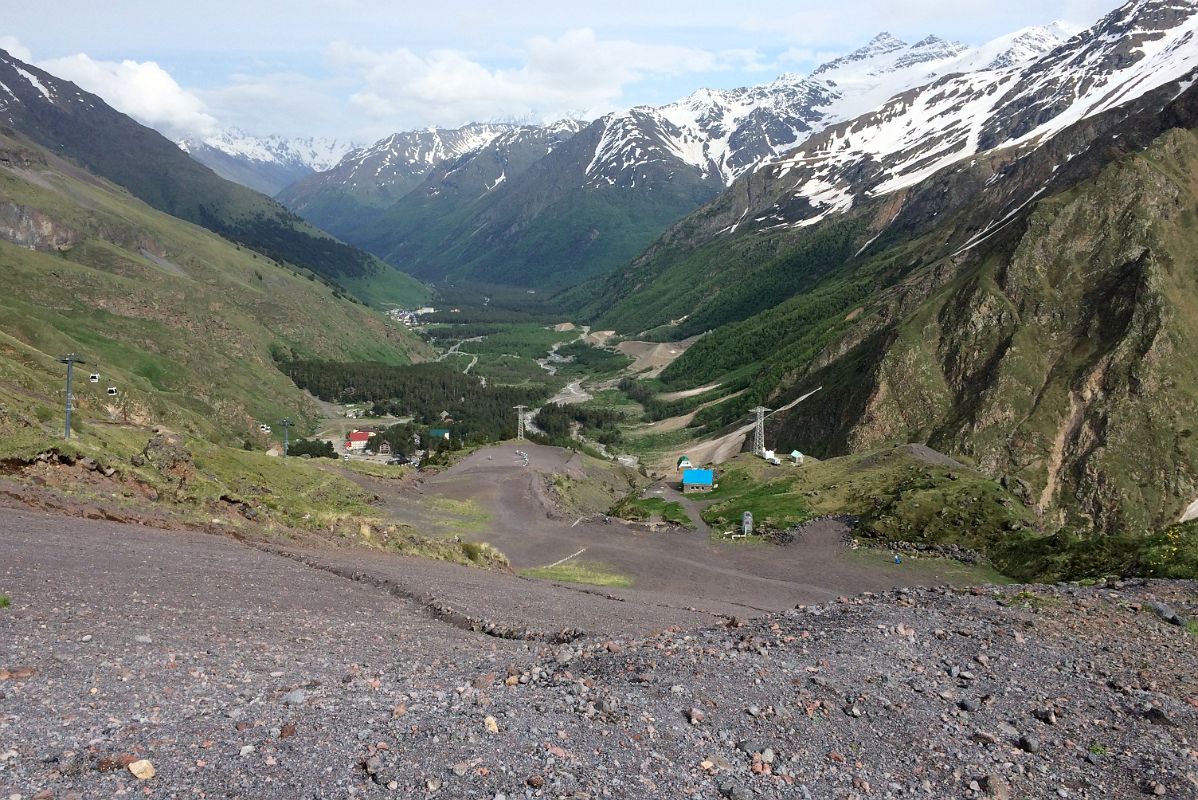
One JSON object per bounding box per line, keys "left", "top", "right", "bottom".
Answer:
{"left": 281, "top": 360, "right": 550, "bottom": 444}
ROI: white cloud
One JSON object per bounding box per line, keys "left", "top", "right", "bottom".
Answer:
{"left": 37, "top": 53, "right": 219, "bottom": 139}
{"left": 196, "top": 71, "right": 348, "bottom": 139}
{"left": 0, "top": 35, "right": 33, "bottom": 63}
{"left": 328, "top": 28, "right": 760, "bottom": 128}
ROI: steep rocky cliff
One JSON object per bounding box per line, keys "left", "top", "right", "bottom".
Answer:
{"left": 774, "top": 127, "right": 1198, "bottom": 535}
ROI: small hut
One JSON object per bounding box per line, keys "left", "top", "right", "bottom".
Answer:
{"left": 677, "top": 455, "right": 693, "bottom": 471}
{"left": 682, "top": 468, "right": 714, "bottom": 494}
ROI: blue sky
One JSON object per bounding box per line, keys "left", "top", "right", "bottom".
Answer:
{"left": 3, "top": 0, "right": 1118, "bottom": 142}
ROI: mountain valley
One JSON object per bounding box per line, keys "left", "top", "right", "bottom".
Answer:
{"left": 2, "top": 2, "right": 1198, "bottom": 797}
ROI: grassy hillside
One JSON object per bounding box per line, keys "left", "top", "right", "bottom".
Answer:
{"left": 0, "top": 130, "right": 429, "bottom": 442}
{"left": 0, "top": 50, "right": 428, "bottom": 309}
{"left": 698, "top": 448, "right": 1197, "bottom": 583}
{"left": 582, "top": 216, "right": 866, "bottom": 338}
{"left": 372, "top": 181, "right": 718, "bottom": 290}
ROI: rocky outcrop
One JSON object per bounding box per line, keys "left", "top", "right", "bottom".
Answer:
{"left": 136, "top": 434, "right": 195, "bottom": 487}
{"left": 0, "top": 202, "right": 80, "bottom": 250}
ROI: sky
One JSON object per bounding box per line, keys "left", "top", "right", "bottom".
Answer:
{"left": 3, "top": 0, "right": 1119, "bottom": 145}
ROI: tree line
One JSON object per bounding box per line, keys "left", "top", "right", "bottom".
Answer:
{"left": 534, "top": 403, "right": 625, "bottom": 447}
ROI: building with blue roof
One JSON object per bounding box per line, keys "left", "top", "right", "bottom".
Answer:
{"left": 681, "top": 468, "right": 714, "bottom": 493}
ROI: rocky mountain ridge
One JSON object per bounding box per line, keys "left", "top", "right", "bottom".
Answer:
{"left": 723, "top": 0, "right": 1198, "bottom": 234}
{"left": 580, "top": 0, "right": 1198, "bottom": 536}
{"left": 275, "top": 120, "right": 586, "bottom": 252}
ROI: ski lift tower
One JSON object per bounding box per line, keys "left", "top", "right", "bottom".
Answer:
{"left": 278, "top": 417, "right": 292, "bottom": 456}
{"left": 514, "top": 405, "right": 527, "bottom": 441}
{"left": 57, "top": 353, "right": 86, "bottom": 440}
{"left": 750, "top": 406, "right": 770, "bottom": 456}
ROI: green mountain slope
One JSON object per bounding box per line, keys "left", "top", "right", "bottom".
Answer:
{"left": 305, "top": 121, "right": 721, "bottom": 290}
{"left": 0, "top": 49, "right": 428, "bottom": 309}
{"left": 0, "top": 129, "right": 429, "bottom": 442}
{"left": 589, "top": 81, "right": 1198, "bottom": 536}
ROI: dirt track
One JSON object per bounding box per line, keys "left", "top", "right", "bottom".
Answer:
{"left": 657, "top": 387, "right": 823, "bottom": 471}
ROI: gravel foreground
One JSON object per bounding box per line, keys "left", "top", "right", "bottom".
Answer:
{"left": 1, "top": 510, "right": 1197, "bottom": 799}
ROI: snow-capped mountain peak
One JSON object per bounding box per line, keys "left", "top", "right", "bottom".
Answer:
{"left": 756, "top": 0, "right": 1198, "bottom": 230}
{"left": 577, "top": 25, "right": 1060, "bottom": 190}
{"left": 813, "top": 32, "right": 910, "bottom": 76}
{"left": 334, "top": 123, "right": 513, "bottom": 189}
{"left": 176, "top": 128, "right": 363, "bottom": 194}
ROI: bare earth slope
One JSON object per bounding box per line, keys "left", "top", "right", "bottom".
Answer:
{"left": 2, "top": 507, "right": 1195, "bottom": 798}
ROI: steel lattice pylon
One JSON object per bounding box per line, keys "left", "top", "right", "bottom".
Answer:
{"left": 750, "top": 406, "right": 770, "bottom": 455}
{"left": 514, "top": 405, "right": 527, "bottom": 440}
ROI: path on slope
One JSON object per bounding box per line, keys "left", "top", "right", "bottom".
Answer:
{"left": 662, "top": 387, "right": 823, "bottom": 470}
{"left": 436, "top": 335, "right": 484, "bottom": 374}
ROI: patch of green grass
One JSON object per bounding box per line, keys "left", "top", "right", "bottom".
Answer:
{"left": 582, "top": 388, "right": 644, "bottom": 417}
{"left": 618, "top": 426, "right": 695, "bottom": 459}
{"left": 522, "top": 560, "right": 633, "bottom": 588}
{"left": 338, "top": 459, "right": 408, "bottom": 480}
{"left": 1184, "top": 619, "right": 1198, "bottom": 636}
{"left": 420, "top": 496, "right": 492, "bottom": 534}
{"left": 468, "top": 324, "right": 578, "bottom": 360}
{"left": 368, "top": 525, "right": 509, "bottom": 569}
{"left": 0, "top": 594, "right": 10, "bottom": 609}
{"left": 613, "top": 496, "right": 694, "bottom": 528}
{"left": 702, "top": 468, "right": 812, "bottom": 531}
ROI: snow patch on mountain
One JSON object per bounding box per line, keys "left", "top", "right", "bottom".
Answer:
{"left": 337, "top": 123, "right": 513, "bottom": 187}
{"left": 12, "top": 64, "right": 53, "bottom": 102}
